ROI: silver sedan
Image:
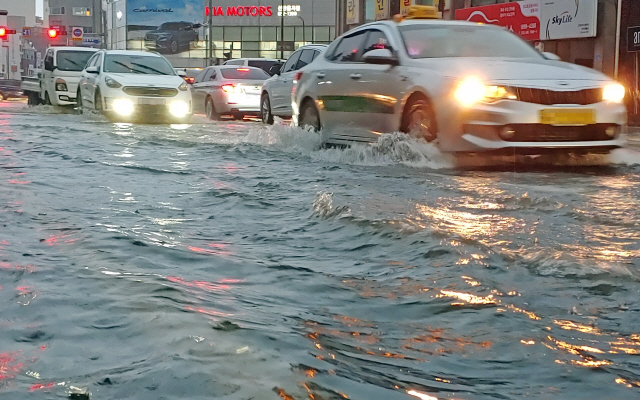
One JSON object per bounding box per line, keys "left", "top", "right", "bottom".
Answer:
{"left": 293, "top": 18, "right": 627, "bottom": 155}
{"left": 191, "top": 66, "right": 270, "bottom": 120}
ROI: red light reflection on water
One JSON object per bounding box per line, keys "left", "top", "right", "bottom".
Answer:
{"left": 43, "top": 233, "right": 78, "bottom": 246}
{"left": 185, "top": 306, "right": 233, "bottom": 318}
{"left": 0, "top": 262, "right": 36, "bottom": 273}
{"left": 0, "top": 351, "right": 24, "bottom": 381}
{"left": 29, "top": 382, "right": 54, "bottom": 391}
{"left": 167, "top": 276, "right": 236, "bottom": 292}
{"left": 187, "top": 242, "right": 233, "bottom": 256}
{"left": 8, "top": 179, "right": 30, "bottom": 185}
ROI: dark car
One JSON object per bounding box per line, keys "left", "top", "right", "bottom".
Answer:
{"left": 0, "top": 79, "right": 23, "bottom": 101}
{"left": 145, "top": 22, "right": 199, "bottom": 54}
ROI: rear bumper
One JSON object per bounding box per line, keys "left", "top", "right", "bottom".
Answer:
{"left": 460, "top": 134, "right": 625, "bottom": 155}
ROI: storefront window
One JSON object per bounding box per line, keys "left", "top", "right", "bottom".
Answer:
{"left": 224, "top": 27, "right": 242, "bottom": 41}
{"left": 260, "top": 50, "right": 277, "bottom": 59}
{"left": 261, "top": 27, "right": 277, "bottom": 41}
{"left": 243, "top": 42, "right": 260, "bottom": 51}
{"left": 314, "top": 27, "right": 330, "bottom": 42}
{"left": 260, "top": 42, "right": 277, "bottom": 51}
{"left": 243, "top": 27, "right": 259, "bottom": 41}
{"left": 210, "top": 27, "right": 223, "bottom": 41}
{"left": 284, "top": 27, "right": 295, "bottom": 41}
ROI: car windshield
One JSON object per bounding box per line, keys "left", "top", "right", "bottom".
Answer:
{"left": 220, "top": 68, "right": 269, "bottom": 80}
{"left": 56, "top": 51, "right": 96, "bottom": 72}
{"left": 159, "top": 23, "right": 181, "bottom": 31}
{"left": 104, "top": 55, "right": 175, "bottom": 75}
{"left": 399, "top": 25, "right": 543, "bottom": 59}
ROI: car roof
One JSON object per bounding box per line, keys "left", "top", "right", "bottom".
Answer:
{"left": 226, "top": 58, "right": 280, "bottom": 62}
{"left": 216, "top": 65, "right": 266, "bottom": 70}
{"left": 360, "top": 19, "right": 500, "bottom": 30}
{"left": 50, "top": 47, "right": 98, "bottom": 53}
{"left": 100, "top": 50, "right": 165, "bottom": 57}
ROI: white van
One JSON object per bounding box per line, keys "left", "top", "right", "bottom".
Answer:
{"left": 41, "top": 47, "right": 99, "bottom": 106}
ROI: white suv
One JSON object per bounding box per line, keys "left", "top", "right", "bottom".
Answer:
{"left": 78, "top": 50, "right": 192, "bottom": 123}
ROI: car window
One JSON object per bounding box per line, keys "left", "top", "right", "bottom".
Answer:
{"left": 209, "top": 69, "right": 217, "bottom": 80}
{"left": 56, "top": 51, "right": 97, "bottom": 72}
{"left": 85, "top": 53, "right": 98, "bottom": 69}
{"left": 361, "top": 30, "right": 392, "bottom": 59}
{"left": 201, "top": 68, "right": 214, "bottom": 82}
{"left": 194, "top": 69, "right": 208, "bottom": 83}
{"left": 295, "top": 50, "right": 315, "bottom": 70}
{"left": 225, "top": 60, "right": 241, "bottom": 65}
{"left": 399, "top": 25, "right": 543, "bottom": 59}
{"left": 282, "top": 51, "right": 301, "bottom": 73}
{"left": 220, "top": 68, "right": 270, "bottom": 80}
{"left": 93, "top": 54, "right": 103, "bottom": 69}
{"left": 247, "top": 60, "right": 279, "bottom": 73}
{"left": 160, "top": 22, "right": 181, "bottom": 31}
{"left": 104, "top": 54, "right": 175, "bottom": 75}
{"left": 311, "top": 50, "right": 320, "bottom": 61}
{"left": 327, "top": 30, "right": 367, "bottom": 63}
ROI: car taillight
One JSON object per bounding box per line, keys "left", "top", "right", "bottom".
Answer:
{"left": 237, "top": 68, "right": 250, "bottom": 72}
{"left": 222, "top": 84, "right": 237, "bottom": 93}
{"left": 185, "top": 77, "right": 195, "bottom": 84}
{"left": 294, "top": 72, "right": 303, "bottom": 82}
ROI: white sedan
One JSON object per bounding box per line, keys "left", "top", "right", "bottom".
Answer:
{"left": 78, "top": 50, "right": 192, "bottom": 123}
{"left": 293, "top": 15, "right": 627, "bottom": 155}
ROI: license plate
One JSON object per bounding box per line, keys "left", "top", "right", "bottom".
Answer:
{"left": 540, "top": 109, "right": 595, "bottom": 125}
{"left": 139, "top": 98, "right": 166, "bottom": 105}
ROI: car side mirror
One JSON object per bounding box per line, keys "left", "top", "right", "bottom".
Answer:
{"left": 177, "top": 70, "right": 187, "bottom": 77}
{"left": 542, "top": 51, "right": 561, "bottom": 61}
{"left": 44, "top": 61, "right": 55, "bottom": 71}
{"left": 85, "top": 66, "right": 99, "bottom": 74}
{"left": 362, "top": 49, "right": 399, "bottom": 66}
{"left": 268, "top": 63, "right": 283, "bottom": 76}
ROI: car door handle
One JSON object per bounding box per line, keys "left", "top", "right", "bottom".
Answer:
{"left": 350, "top": 73, "right": 362, "bottom": 80}
{"left": 316, "top": 72, "right": 325, "bottom": 79}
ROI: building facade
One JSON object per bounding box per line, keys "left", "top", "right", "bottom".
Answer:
{"left": 104, "top": 0, "right": 336, "bottom": 67}
{"left": 618, "top": 0, "right": 640, "bottom": 122}
{"left": 0, "top": 0, "right": 37, "bottom": 27}
{"left": 45, "top": 0, "right": 104, "bottom": 46}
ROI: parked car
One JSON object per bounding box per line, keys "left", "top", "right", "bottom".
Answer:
{"left": 293, "top": 11, "right": 627, "bottom": 155}
{"left": 78, "top": 50, "right": 192, "bottom": 123}
{"left": 41, "top": 47, "right": 99, "bottom": 106}
{"left": 260, "top": 44, "right": 327, "bottom": 124}
{"left": 0, "top": 79, "right": 23, "bottom": 101}
{"left": 191, "top": 66, "right": 270, "bottom": 120}
{"left": 174, "top": 68, "right": 204, "bottom": 84}
{"left": 145, "top": 22, "right": 199, "bottom": 54}
{"left": 223, "top": 58, "right": 285, "bottom": 76}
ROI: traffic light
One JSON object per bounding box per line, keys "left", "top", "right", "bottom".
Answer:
{"left": 47, "top": 28, "right": 67, "bottom": 39}
{"left": 0, "top": 27, "right": 17, "bottom": 39}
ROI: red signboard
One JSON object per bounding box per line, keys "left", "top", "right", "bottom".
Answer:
{"left": 206, "top": 6, "right": 273, "bottom": 17}
{"left": 454, "top": 0, "right": 540, "bottom": 41}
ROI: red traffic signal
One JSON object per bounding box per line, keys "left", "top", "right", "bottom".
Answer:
{"left": 47, "top": 28, "right": 67, "bottom": 38}
{"left": 0, "top": 27, "right": 17, "bottom": 38}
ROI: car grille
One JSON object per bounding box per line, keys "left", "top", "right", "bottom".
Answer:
{"left": 122, "top": 87, "right": 178, "bottom": 97}
{"left": 508, "top": 87, "right": 601, "bottom": 105}
{"left": 506, "top": 124, "right": 614, "bottom": 142}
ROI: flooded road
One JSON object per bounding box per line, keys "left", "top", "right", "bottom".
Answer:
{"left": 1, "top": 103, "right": 640, "bottom": 400}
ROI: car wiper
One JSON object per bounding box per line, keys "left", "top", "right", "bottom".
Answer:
{"left": 131, "top": 63, "right": 169, "bottom": 75}
{"left": 110, "top": 61, "right": 145, "bottom": 74}
{"left": 62, "top": 59, "right": 82, "bottom": 68}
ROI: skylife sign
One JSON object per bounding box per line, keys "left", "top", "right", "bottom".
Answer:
{"left": 206, "top": 6, "right": 274, "bottom": 17}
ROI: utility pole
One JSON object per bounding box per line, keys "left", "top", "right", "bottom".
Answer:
{"left": 280, "top": 0, "right": 284, "bottom": 59}
{"left": 208, "top": 0, "right": 213, "bottom": 65}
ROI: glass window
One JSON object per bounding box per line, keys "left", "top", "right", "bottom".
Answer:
{"left": 72, "top": 7, "right": 91, "bottom": 16}
{"left": 50, "top": 7, "right": 65, "bottom": 15}
{"left": 248, "top": 60, "right": 281, "bottom": 73}
{"left": 224, "top": 27, "right": 242, "bottom": 41}
{"left": 242, "top": 50, "right": 261, "bottom": 58}
{"left": 284, "top": 27, "right": 295, "bottom": 41}
{"left": 194, "top": 69, "right": 208, "bottom": 83}
{"left": 282, "top": 51, "right": 301, "bottom": 73}
{"left": 295, "top": 49, "right": 315, "bottom": 69}
{"left": 56, "top": 51, "right": 96, "bottom": 72}
{"left": 243, "top": 42, "right": 260, "bottom": 51}
{"left": 83, "top": 27, "right": 93, "bottom": 34}
{"left": 361, "top": 30, "right": 392, "bottom": 59}
{"left": 260, "top": 42, "right": 277, "bottom": 51}
{"left": 85, "top": 53, "right": 98, "bottom": 68}
{"left": 210, "top": 27, "right": 224, "bottom": 41}
{"left": 295, "top": 27, "right": 305, "bottom": 42}
{"left": 261, "top": 27, "right": 277, "bottom": 41}
{"left": 327, "top": 30, "right": 367, "bottom": 62}
{"left": 399, "top": 25, "right": 543, "bottom": 59}
{"left": 220, "top": 68, "right": 270, "bottom": 80}
{"left": 243, "top": 27, "right": 259, "bottom": 41}
{"left": 314, "top": 27, "right": 330, "bottom": 42}
{"left": 104, "top": 54, "right": 175, "bottom": 75}
{"left": 260, "top": 50, "right": 277, "bottom": 59}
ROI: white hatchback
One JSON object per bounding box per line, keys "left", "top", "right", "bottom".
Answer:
{"left": 78, "top": 50, "right": 192, "bottom": 123}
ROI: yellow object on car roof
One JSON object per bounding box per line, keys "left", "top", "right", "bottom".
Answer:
{"left": 403, "top": 5, "right": 441, "bottom": 20}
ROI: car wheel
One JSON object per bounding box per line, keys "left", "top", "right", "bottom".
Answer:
{"left": 95, "top": 90, "right": 103, "bottom": 111}
{"left": 76, "top": 89, "right": 83, "bottom": 109}
{"left": 402, "top": 97, "right": 437, "bottom": 142}
{"left": 44, "top": 91, "right": 51, "bottom": 105}
{"left": 205, "top": 97, "right": 220, "bottom": 120}
{"left": 170, "top": 40, "right": 179, "bottom": 54}
{"left": 261, "top": 94, "right": 274, "bottom": 125}
{"left": 299, "top": 100, "right": 321, "bottom": 132}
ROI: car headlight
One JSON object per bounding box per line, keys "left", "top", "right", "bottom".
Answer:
{"left": 178, "top": 82, "right": 188, "bottom": 91}
{"left": 454, "top": 77, "right": 517, "bottom": 107}
{"left": 112, "top": 99, "right": 134, "bottom": 116}
{"left": 55, "top": 78, "right": 68, "bottom": 92}
{"left": 105, "top": 76, "right": 122, "bottom": 89}
{"left": 169, "top": 101, "right": 189, "bottom": 118}
{"left": 602, "top": 83, "right": 625, "bottom": 103}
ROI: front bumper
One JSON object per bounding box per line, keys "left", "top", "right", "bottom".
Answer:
{"left": 56, "top": 91, "right": 77, "bottom": 106}
{"left": 440, "top": 98, "right": 628, "bottom": 154}
{"left": 102, "top": 88, "right": 192, "bottom": 123}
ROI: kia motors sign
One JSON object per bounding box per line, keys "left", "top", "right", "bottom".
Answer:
{"left": 455, "top": 0, "right": 597, "bottom": 41}
{"left": 207, "top": 6, "right": 273, "bottom": 16}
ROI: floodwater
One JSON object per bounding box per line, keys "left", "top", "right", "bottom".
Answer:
{"left": 1, "top": 103, "right": 640, "bottom": 400}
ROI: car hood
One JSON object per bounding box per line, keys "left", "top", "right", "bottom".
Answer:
{"left": 105, "top": 73, "right": 184, "bottom": 87}
{"left": 412, "top": 57, "right": 610, "bottom": 88}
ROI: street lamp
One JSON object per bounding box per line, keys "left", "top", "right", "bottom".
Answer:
{"left": 297, "top": 15, "right": 305, "bottom": 44}
{"left": 280, "top": 0, "right": 285, "bottom": 59}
